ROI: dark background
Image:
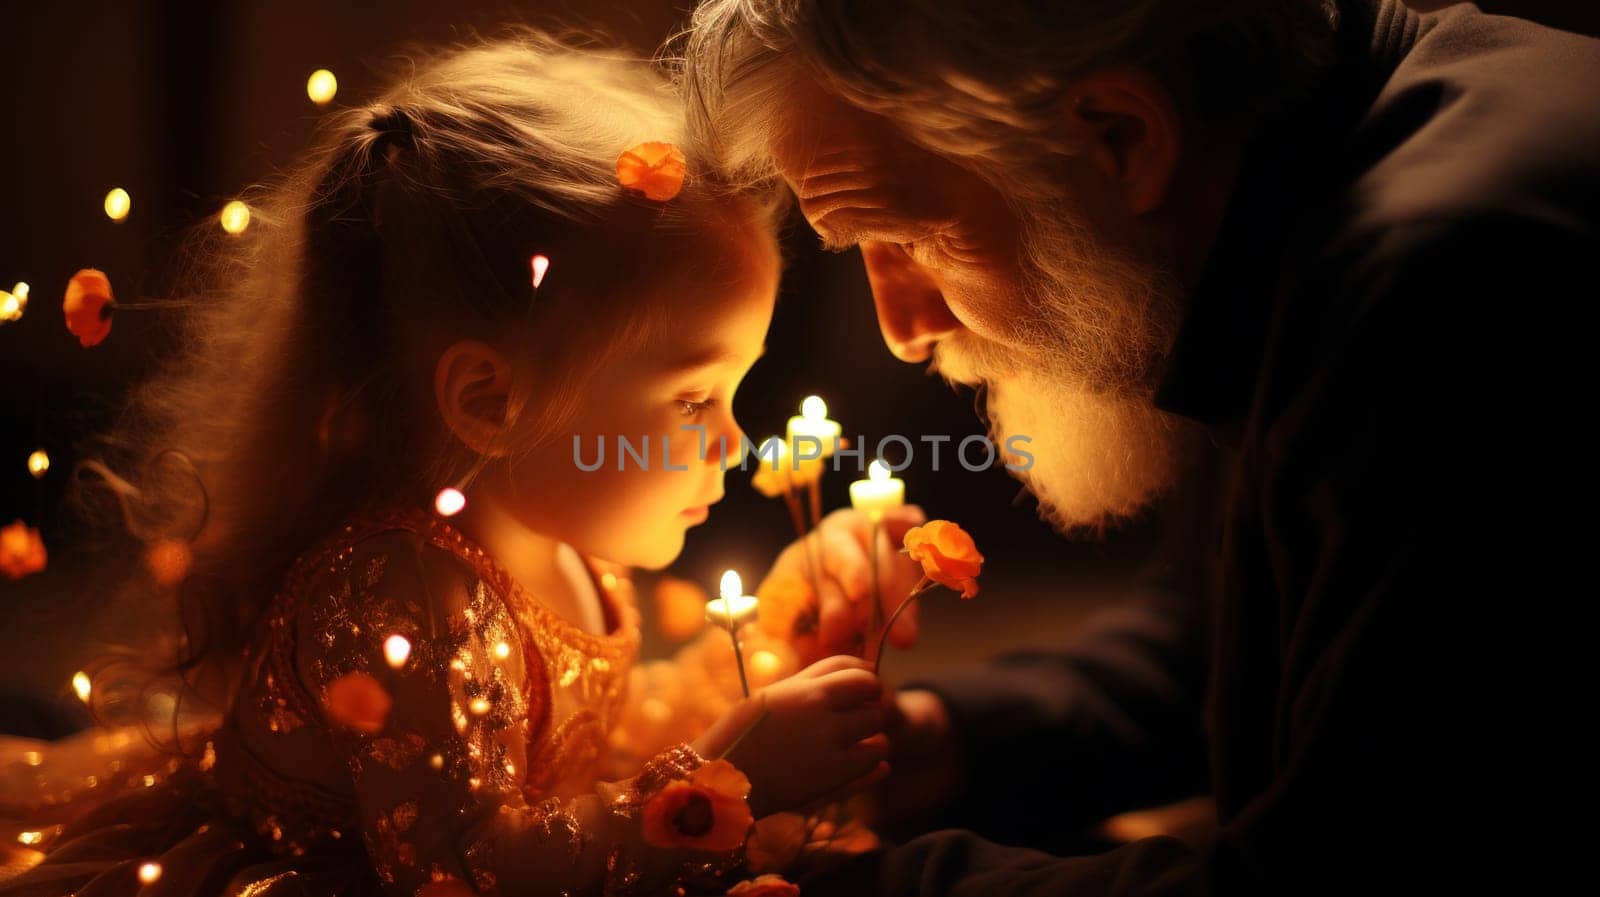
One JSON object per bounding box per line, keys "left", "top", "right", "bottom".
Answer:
{"left": 3, "top": 1, "right": 1596, "bottom": 733}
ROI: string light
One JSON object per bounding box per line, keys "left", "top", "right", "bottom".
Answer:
{"left": 306, "top": 69, "right": 338, "bottom": 105}
{"left": 71, "top": 671, "right": 91, "bottom": 703}
{"left": 434, "top": 487, "right": 465, "bottom": 517}
{"left": 27, "top": 450, "right": 49, "bottom": 478}
{"left": 104, "top": 187, "right": 131, "bottom": 221}
{"left": 219, "top": 200, "right": 251, "bottom": 235}
{"left": 383, "top": 634, "right": 412, "bottom": 669}
{"left": 0, "top": 282, "right": 27, "bottom": 322}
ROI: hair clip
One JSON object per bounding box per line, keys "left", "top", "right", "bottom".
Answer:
{"left": 616, "top": 141, "right": 687, "bottom": 202}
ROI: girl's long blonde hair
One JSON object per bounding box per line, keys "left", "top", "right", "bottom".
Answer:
{"left": 70, "top": 29, "right": 782, "bottom": 751}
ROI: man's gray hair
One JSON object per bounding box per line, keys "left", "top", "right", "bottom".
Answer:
{"left": 679, "top": 0, "right": 1340, "bottom": 193}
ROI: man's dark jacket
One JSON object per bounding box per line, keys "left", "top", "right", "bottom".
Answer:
{"left": 813, "top": 1, "right": 1598, "bottom": 893}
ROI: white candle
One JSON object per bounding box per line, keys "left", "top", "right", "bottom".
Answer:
{"left": 786, "top": 395, "right": 842, "bottom": 459}
{"left": 707, "top": 570, "right": 760, "bottom": 629}
{"left": 850, "top": 459, "right": 906, "bottom": 522}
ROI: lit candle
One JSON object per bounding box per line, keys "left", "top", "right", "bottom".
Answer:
{"left": 786, "top": 395, "right": 842, "bottom": 459}
{"left": 707, "top": 570, "right": 760, "bottom": 629}
{"left": 530, "top": 254, "right": 551, "bottom": 289}
{"left": 849, "top": 459, "right": 905, "bottom": 523}
{"left": 709, "top": 570, "right": 758, "bottom": 697}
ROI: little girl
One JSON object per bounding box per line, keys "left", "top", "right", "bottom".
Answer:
{"left": 0, "top": 33, "right": 887, "bottom": 897}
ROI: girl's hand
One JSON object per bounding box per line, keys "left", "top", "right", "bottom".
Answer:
{"left": 693, "top": 656, "right": 890, "bottom": 817}
{"left": 758, "top": 506, "right": 927, "bottom": 665}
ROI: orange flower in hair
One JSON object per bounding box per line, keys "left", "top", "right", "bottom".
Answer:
{"left": 323, "top": 671, "right": 391, "bottom": 734}
{"left": 0, "top": 520, "right": 47, "bottom": 580}
{"left": 62, "top": 268, "right": 115, "bottom": 347}
{"left": 902, "top": 520, "right": 983, "bottom": 599}
{"left": 640, "top": 758, "right": 753, "bottom": 851}
{"left": 727, "top": 874, "right": 801, "bottom": 897}
{"left": 616, "top": 141, "right": 687, "bottom": 201}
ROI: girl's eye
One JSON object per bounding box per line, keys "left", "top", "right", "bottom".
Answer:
{"left": 677, "top": 397, "right": 715, "bottom": 416}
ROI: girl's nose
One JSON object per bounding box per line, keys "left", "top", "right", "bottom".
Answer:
{"left": 860, "top": 241, "right": 962, "bottom": 363}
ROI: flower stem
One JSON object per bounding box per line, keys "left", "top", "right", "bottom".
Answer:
{"left": 868, "top": 519, "right": 883, "bottom": 658}
{"left": 872, "top": 577, "right": 934, "bottom": 676}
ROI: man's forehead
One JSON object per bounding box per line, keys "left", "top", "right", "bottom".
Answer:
{"left": 769, "top": 80, "right": 894, "bottom": 182}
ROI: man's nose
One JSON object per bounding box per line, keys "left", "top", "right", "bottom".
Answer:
{"left": 860, "top": 241, "right": 961, "bottom": 363}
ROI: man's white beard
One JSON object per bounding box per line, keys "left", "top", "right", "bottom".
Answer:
{"left": 931, "top": 207, "right": 1199, "bottom": 534}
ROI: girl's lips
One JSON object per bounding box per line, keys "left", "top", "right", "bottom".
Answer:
{"left": 681, "top": 505, "right": 709, "bottom": 523}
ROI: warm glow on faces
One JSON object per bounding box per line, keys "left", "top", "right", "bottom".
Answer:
{"left": 771, "top": 78, "right": 1192, "bottom": 530}
{"left": 771, "top": 79, "right": 1038, "bottom": 363}
{"left": 488, "top": 225, "right": 779, "bottom": 570}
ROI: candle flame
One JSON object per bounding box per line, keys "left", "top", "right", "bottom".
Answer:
{"left": 12, "top": 282, "right": 26, "bottom": 301}
{"left": 869, "top": 459, "right": 891, "bottom": 481}
{"left": 719, "top": 569, "right": 742, "bottom": 601}
{"left": 72, "top": 671, "right": 91, "bottom": 703}
{"left": 801, "top": 395, "right": 828, "bottom": 421}
{"left": 27, "top": 449, "right": 49, "bottom": 478}
{"left": 530, "top": 254, "right": 550, "bottom": 289}
{"left": 138, "top": 863, "right": 162, "bottom": 884}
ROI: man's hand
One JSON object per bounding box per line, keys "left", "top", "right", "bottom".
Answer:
{"left": 873, "top": 688, "right": 964, "bottom": 825}
{"left": 757, "top": 505, "right": 927, "bottom": 664}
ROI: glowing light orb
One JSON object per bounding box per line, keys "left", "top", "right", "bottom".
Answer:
{"left": 469, "top": 697, "right": 492, "bottom": 715}
{"left": 104, "top": 188, "right": 131, "bottom": 221}
{"left": 17, "top": 831, "right": 41, "bottom": 846}
{"left": 71, "top": 671, "right": 91, "bottom": 703}
{"left": 434, "top": 487, "right": 465, "bottom": 517}
{"left": 306, "top": 69, "right": 338, "bottom": 105}
{"left": 492, "top": 641, "right": 511, "bottom": 660}
{"left": 27, "top": 450, "right": 49, "bottom": 478}
{"left": 383, "top": 634, "right": 412, "bottom": 669}
{"left": 138, "top": 862, "right": 162, "bottom": 884}
{"left": 530, "top": 254, "right": 550, "bottom": 289}
{"left": 219, "top": 200, "right": 251, "bottom": 235}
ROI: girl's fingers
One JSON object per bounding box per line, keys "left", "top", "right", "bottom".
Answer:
{"left": 822, "top": 668, "right": 886, "bottom": 709}
{"left": 817, "top": 523, "right": 872, "bottom": 600}
{"left": 798, "top": 655, "right": 870, "bottom": 678}
{"left": 832, "top": 705, "right": 886, "bottom": 746}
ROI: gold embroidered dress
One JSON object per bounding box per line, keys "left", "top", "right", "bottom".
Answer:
{"left": 1, "top": 507, "right": 740, "bottom": 897}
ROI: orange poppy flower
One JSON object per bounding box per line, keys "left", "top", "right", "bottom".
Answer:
{"left": 902, "top": 520, "right": 984, "bottom": 599}
{"left": 654, "top": 575, "right": 710, "bottom": 642}
{"left": 640, "top": 758, "right": 752, "bottom": 851}
{"left": 616, "top": 141, "right": 687, "bottom": 202}
{"left": 322, "top": 671, "right": 391, "bottom": 734}
{"left": 0, "top": 520, "right": 47, "bottom": 580}
{"left": 727, "top": 874, "right": 801, "bottom": 897}
{"left": 62, "top": 269, "right": 115, "bottom": 348}
{"left": 145, "top": 539, "right": 192, "bottom": 587}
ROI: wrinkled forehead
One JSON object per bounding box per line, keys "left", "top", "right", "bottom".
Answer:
{"left": 768, "top": 78, "right": 900, "bottom": 188}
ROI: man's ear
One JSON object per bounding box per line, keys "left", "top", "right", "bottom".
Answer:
{"left": 1059, "top": 67, "right": 1183, "bottom": 215}
{"left": 434, "top": 339, "right": 514, "bottom": 456}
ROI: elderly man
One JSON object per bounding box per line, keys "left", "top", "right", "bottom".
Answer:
{"left": 686, "top": 0, "right": 1596, "bottom": 893}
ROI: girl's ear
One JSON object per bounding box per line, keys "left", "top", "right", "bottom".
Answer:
{"left": 434, "top": 339, "right": 514, "bottom": 456}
